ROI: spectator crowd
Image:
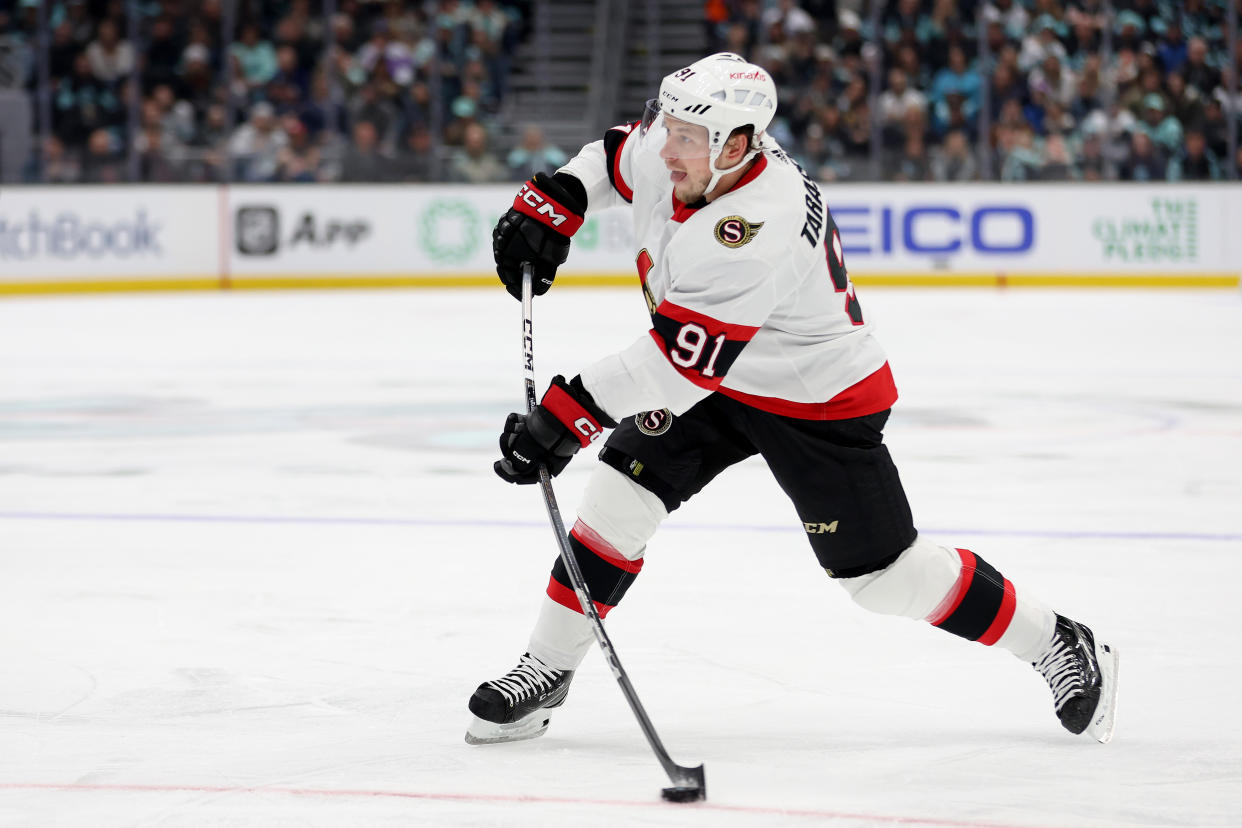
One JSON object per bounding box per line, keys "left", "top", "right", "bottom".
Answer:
{"left": 5, "top": 0, "right": 554, "bottom": 183}
{"left": 3, "top": 0, "right": 1240, "bottom": 183}
{"left": 707, "top": 0, "right": 1242, "bottom": 181}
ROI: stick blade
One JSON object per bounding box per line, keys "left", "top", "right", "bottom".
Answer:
{"left": 661, "top": 764, "right": 706, "bottom": 803}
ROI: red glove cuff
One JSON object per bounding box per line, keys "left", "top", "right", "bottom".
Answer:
{"left": 512, "top": 180, "right": 585, "bottom": 236}
{"left": 541, "top": 381, "right": 605, "bottom": 448}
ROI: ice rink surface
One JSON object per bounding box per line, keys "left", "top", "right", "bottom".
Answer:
{"left": 1, "top": 285, "right": 1240, "bottom": 827}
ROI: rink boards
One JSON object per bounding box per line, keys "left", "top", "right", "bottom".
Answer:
{"left": 0, "top": 183, "right": 1238, "bottom": 293}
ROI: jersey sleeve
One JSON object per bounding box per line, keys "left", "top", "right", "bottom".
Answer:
{"left": 557, "top": 122, "right": 639, "bottom": 215}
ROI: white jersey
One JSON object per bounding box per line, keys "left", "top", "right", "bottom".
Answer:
{"left": 560, "top": 123, "right": 897, "bottom": 421}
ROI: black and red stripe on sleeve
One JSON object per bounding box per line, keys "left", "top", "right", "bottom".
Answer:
{"left": 604, "top": 123, "right": 638, "bottom": 203}
{"left": 649, "top": 299, "right": 759, "bottom": 390}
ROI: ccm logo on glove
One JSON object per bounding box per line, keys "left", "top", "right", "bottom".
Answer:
{"left": 514, "top": 185, "right": 583, "bottom": 234}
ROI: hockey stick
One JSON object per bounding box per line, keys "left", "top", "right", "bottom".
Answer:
{"left": 520, "top": 263, "right": 706, "bottom": 803}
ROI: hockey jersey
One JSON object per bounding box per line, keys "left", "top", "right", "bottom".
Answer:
{"left": 559, "top": 122, "right": 897, "bottom": 421}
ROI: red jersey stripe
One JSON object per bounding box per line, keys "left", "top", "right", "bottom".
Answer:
{"left": 717, "top": 362, "right": 898, "bottom": 421}
{"left": 654, "top": 300, "right": 761, "bottom": 340}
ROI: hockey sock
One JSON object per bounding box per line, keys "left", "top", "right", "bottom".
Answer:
{"left": 528, "top": 522, "right": 645, "bottom": 671}
{"left": 546, "top": 526, "right": 644, "bottom": 617}
{"left": 842, "top": 537, "right": 1055, "bottom": 663}
{"left": 926, "top": 548, "right": 1055, "bottom": 663}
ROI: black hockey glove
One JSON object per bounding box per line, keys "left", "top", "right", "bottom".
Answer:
{"left": 495, "top": 375, "right": 617, "bottom": 484}
{"left": 493, "top": 172, "right": 587, "bottom": 300}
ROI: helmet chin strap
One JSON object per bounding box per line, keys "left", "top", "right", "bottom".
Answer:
{"left": 703, "top": 145, "right": 762, "bottom": 200}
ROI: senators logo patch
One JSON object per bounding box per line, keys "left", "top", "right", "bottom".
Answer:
{"left": 635, "top": 409, "right": 674, "bottom": 436}
{"left": 713, "top": 215, "right": 763, "bottom": 248}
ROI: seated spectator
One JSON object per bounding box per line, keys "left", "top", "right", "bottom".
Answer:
{"left": 1080, "top": 101, "right": 1137, "bottom": 168}
{"left": 1029, "top": 54, "right": 1078, "bottom": 110}
{"left": 136, "top": 122, "right": 182, "bottom": 182}
{"left": 230, "top": 21, "right": 278, "bottom": 92}
{"left": 1157, "top": 19, "right": 1189, "bottom": 74}
{"left": 1000, "top": 126, "right": 1042, "bottom": 180}
{"left": 1182, "top": 37, "right": 1219, "bottom": 93}
{"left": 878, "top": 68, "right": 928, "bottom": 144}
{"left": 143, "top": 16, "right": 184, "bottom": 90}
{"left": 347, "top": 81, "right": 401, "bottom": 151}
{"left": 1019, "top": 15, "right": 1068, "bottom": 74}
{"left": 1168, "top": 129, "right": 1222, "bottom": 180}
{"left": 1039, "top": 133, "right": 1077, "bottom": 180}
{"left": 1078, "top": 131, "right": 1107, "bottom": 180}
{"left": 928, "top": 46, "right": 980, "bottom": 131}
{"left": 936, "top": 91, "right": 976, "bottom": 139}
{"left": 175, "top": 44, "right": 217, "bottom": 119}
{"left": 891, "top": 129, "right": 930, "bottom": 182}
{"left": 85, "top": 18, "right": 134, "bottom": 84}
{"left": 340, "top": 119, "right": 396, "bottom": 181}
{"left": 448, "top": 121, "right": 506, "bottom": 183}
{"left": 981, "top": 0, "right": 1030, "bottom": 41}
{"left": 1164, "top": 71, "right": 1204, "bottom": 128}
{"left": 505, "top": 124, "right": 567, "bottom": 180}
{"left": 930, "top": 129, "right": 978, "bottom": 181}
{"left": 396, "top": 125, "right": 439, "bottom": 182}
{"left": 1201, "top": 97, "right": 1231, "bottom": 160}
{"left": 1138, "top": 93, "right": 1184, "bottom": 155}
{"left": 1119, "top": 131, "right": 1167, "bottom": 181}
{"left": 355, "top": 19, "right": 416, "bottom": 88}
{"left": 81, "top": 127, "right": 125, "bottom": 183}
{"left": 1214, "top": 68, "right": 1242, "bottom": 121}
{"left": 274, "top": 117, "right": 322, "bottom": 182}
{"left": 39, "top": 135, "right": 82, "bottom": 184}
{"left": 989, "top": 61, "right": 1026, "bottom": 112}
{"left": 228, "top": 100, "right": 288, "bottom": 181}
{"left": 184, "top": 103, "right": 231, "bottom": 182}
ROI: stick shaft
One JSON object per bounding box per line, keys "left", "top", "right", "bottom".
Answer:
{"left": 519, "top": 264, "right": 703, "bottom": 790}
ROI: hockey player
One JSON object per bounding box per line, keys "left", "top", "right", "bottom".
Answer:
{"left": 466, "top": 53, "right": 1118, "bottom": 747}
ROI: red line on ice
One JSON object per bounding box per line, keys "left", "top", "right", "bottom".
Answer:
{"left": 0, "top": 781, "right": 1052, "bottom": 828}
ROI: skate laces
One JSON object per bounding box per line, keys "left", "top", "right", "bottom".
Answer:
{"left": 1033, "top": 622, "right": 1089, "bottom": 711}
{"left": 487, "top": 654, "right": 563, "bottom": 704}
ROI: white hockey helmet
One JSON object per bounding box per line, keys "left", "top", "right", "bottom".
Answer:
{"left": 640, "top": 52, "right": 778, "bottom": 193}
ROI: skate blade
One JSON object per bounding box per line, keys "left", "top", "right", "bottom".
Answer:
{"left": 464, "top": 709, "right": 552, "bottom": 746}
{"left": 1087, "top": 641, "right": 1119, "bottom": 744}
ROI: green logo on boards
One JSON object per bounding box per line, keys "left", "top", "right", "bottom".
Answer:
{"left": 419, "top": 199, "right": 482, "bottom": 263}
{"left": 1091, "top": 198, "right": 1199, "bottom": 263}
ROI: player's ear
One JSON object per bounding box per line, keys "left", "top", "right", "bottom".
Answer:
{"left": 723, "top": 127, "right": 753, "bottom": 165}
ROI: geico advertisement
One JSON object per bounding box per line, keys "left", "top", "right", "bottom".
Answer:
{"left": 224, "top": 183, "right": 1234, "bottom": 277}
{"left": 825, "top": 184, "right": 1238, "bottom": 273}
{"left": 0, "top": 187, "right": 218, "bottom": 279}
{"left": 227, "top": 185, "right": 638, "bottom": 276}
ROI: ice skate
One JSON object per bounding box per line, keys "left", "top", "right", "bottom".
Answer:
{"left": 464, "top": 652, "right": 574, "bottom": 745}
{"left": 1033, "top": 614, "right": 1119, "bottom": 743}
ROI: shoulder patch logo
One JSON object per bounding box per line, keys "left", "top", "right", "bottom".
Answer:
{"left": 635, "top": 409, "right": 674, "bottom": 436}
{"left": 713, "top": 215, "right": 764, "bottom": 249}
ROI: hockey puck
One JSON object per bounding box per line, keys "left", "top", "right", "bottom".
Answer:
{"left": 660, "top": 785, "right": 705, "bottom": 803}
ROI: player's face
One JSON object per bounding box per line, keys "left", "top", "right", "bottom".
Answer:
{"left": 658, "top": 115, "right": 713, "bottom": 202}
